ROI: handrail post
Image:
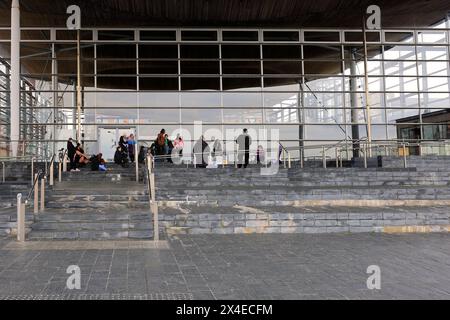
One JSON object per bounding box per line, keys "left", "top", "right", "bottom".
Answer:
{"left": 363, "top": 143, "right": 368, "bottom": 169}
{"left": 300, "top": 149, "right": 304, "bottom": 169}
{"left": 31, "top": 157, "right": 35, "bottom": 185}
{"left": 135, "top": 142, "right": 139, "bottom": 182}
{"left": 146, "top": 155, "right": 159, "bottom": 242}
{"left": 322, "top": 146, "right": 326, "bottom": 169}
{"left": 403, "top": 144, "right": 407, "bottom": 168}
{"left": 17, "top": 193, "right": 25, "bottom": 242}
{"left": 283, "top": 149, "right": 286, "bottom": 168}
{"left": 1, "top": 161, "right": 4, "bottom": 183}
{"left": 34, "top": 173, "right": 39, "bottom": 214}
{"left": 49, "top": 160, "right": 54, "bottom": 186}
{"left": 58, "top": 160, "right": 62, "bottom": 183}
{"left": 40, "top": 177, "right": 45, "bottom": 212}
{"left": 335, "top": 148, "right": 339, "bottom": 168}
{"left": 63, "top": 154, "right": 67, "bottom": 172}
{"left": 339, "top": 150, "right": 343, "bottom": 168}
{"left": 288, "top": 152, "right": 291, "bottom": 169}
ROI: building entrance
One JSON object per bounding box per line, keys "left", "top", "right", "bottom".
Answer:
{"left": 98, "top": 127, "right": 135, "bottom": 161}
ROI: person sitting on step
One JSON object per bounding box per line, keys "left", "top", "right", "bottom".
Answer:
{"left": 90, "top": 153, "right": 107, "bottom": 171}
{"left": 75, "top": 143, "right": 90, "bottom": 167}
{"left": 114, "top": 146, "right": 129, "bottom": 168}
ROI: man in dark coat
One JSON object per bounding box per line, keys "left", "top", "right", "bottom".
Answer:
{"left": 236, "top": 129, "right": 252, "bottom": 168}
{"left": 193, "top": 135, "right": 210, "bottom": 168}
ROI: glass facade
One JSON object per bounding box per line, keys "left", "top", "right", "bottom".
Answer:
{"left": 1, "top": 22, "right": 450, "bottom": 158}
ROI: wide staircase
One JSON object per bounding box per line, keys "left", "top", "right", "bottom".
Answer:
{"left": 1, "top": 155, "right": 450, "bottom": 239}
{"left": 0, "top": 161, "right": 44, "bottom": 236}
{"left": 26, "top": 164, "right": 153, "bottom": 240}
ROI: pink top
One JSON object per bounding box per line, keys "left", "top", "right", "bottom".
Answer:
{"left": 174, "top": 139, "right": 184, "bottom": 149}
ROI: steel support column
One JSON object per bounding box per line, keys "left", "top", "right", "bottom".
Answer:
{"left": 349, "top": 50, "right": 360, "bottom": 158}
{"left": 10, "top": 0, "right": 20, "bottom": 156}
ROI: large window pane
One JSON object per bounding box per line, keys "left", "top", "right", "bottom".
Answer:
{"left": 223, "top": 109, "right": 262, "bottom": 123}
{"left": 180, "top": 45, "right": 219, "bottom": 59}
{"left": 181, "top": 109, "right": 222, "bottom": 123}
{"left": 223, "top": 93, "right": 262, "bottom": 108}
{"left": 222, "top": 45, "right": 260, "bottom": 59}
{"left": 96, "top": 92, "right": 137, "bottom": 108}
{"left": 181, "top": 92, "right": 221, "bottom": 107}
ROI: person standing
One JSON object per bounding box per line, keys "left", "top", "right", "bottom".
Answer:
{"left": 257, "top": 145, "right": 265, "bottom": 165}
{"left": 236, "top": 129, "right": 252, "bottom": 168}
{"left": 193, "top": 135, "right": 210, "bottom": 168}
{"left": 211, "top": 137, "right": 222, "bottom": 162}
{"left": 156, "top": 129, "right": 166, "bottom": 157}
{"left": 66, "top": 138, "right": 78, "bottom": 172}
{"left": 127, "top": 133, "right": 136, "bottom": 163}
{"left": 173, "top": 134, "right": 184, "bottom": 156}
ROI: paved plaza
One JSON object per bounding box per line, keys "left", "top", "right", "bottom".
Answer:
{"left": 0, "top": 233, "right": 449, "bottom": 300}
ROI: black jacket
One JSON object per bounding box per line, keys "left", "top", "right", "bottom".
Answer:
{"left": 67, "top": 141, "right": 76, "bottom": 157}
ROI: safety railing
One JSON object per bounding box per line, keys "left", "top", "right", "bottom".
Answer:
{"left": 57, "top": 148, "right": 68, "bottom": 182}
{"left": 13, "top": 150, "right": 58, "bottom": 242}
{"left": 149, "top": 146, "right": 291, "bottom": 169}
{"left": 16, "top": 167, "right": 47, "bottom": 242}
{"left": 0, "top": 140, "right": 52, "bottom": 159}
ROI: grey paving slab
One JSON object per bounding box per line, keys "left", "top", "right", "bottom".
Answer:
{"left": 0, "top": 233, "right": 449, "bottom": 299}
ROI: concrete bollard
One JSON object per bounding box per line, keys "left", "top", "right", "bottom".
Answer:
{"left": 17, "top": 193, "right": 25, "bottom": 242}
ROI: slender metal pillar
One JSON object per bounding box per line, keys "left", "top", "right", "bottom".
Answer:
{"left": 52, "top": 43, "right": 58, "bottom": 155}
{"left": 76, "top": 29, "right": 82, "bottom": 142}
{"left": 349, "top": 50, "right": 360, "bottom": 158}
{"left": 362, "top": 18, "right": 373, "bottom": 156}
{"left": 10, "top": 0, "right": 20, "bottom": 157}
{"left": 299, "top": 81, "right": 306, "bottom": 165}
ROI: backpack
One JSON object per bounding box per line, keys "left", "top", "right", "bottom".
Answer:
{"left": 157, "top": 133, "right": 165, "bottom": 147}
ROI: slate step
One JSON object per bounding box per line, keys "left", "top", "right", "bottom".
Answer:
{"left": 34, "top": 211, "right": 151, "bottom": 222}
{"left": 31, "top": 221, "right": 153, "bottom": 231}
{"left": 27, "top": 230, "right": 154, "bottom": 240}
{"left": 46, "top": 201, "right": 149, "bottom": 209}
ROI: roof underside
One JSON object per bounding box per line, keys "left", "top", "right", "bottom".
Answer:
{"left": 2, "top": 0, "right": 450, "bottom": 90}
{"left": 0, "top": 0, "right": 449, "bottom": 28}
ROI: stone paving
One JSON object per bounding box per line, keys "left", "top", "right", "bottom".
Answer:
{"left": 0, "top": 233, "right": 449, "bottom": 300}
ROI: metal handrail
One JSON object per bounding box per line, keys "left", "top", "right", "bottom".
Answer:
{"left": 25, "top": 168, "right": 44, "bottom": 205}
